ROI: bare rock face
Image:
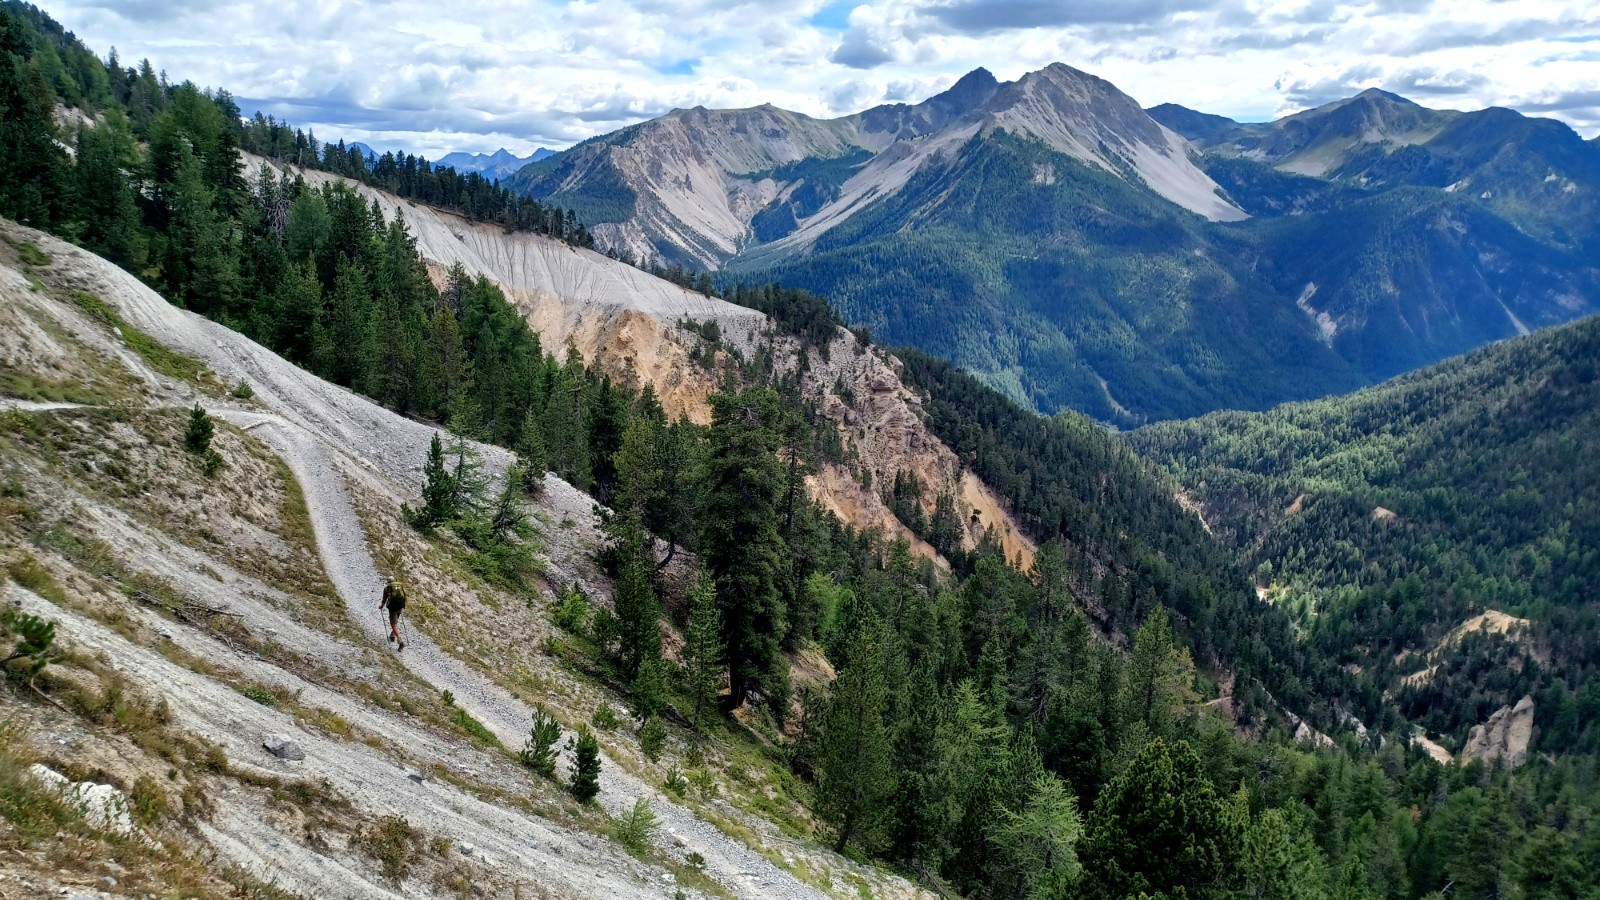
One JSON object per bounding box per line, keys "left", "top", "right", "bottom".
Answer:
{"left": 28, "top": 764, "right": 135, "bottom": 835}
{"left": 1462, "top": 695, "right": 1535, "bottom": 768}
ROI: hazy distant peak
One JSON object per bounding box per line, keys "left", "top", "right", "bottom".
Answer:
{"left": 1350, "top": 87, "right": 1417, "bottom": 106}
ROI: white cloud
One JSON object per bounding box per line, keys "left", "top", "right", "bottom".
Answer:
{"left": 35, "top": 0, "right": 1600, "bottom": 159}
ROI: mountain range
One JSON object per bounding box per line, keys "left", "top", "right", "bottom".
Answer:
{"left": 435, "top": 146, "right": 556, "bottom": 180}
{"left": 347, "top": 144, "right": 554, "bottom": 180}
{"left": 508, "top": 66, "right": 1600, "bottom": 425}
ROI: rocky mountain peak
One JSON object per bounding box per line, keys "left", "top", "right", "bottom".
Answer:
{"left": 940, "top": 66, "right": 1000, "bottom": 108}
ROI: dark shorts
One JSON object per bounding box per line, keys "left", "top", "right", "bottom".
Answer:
{"left": 388, "top": 604, "right": 404, "bottom": 627}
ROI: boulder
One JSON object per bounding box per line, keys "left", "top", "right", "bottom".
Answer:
{"left": 262, "top": 734, "right": 306, "bottom": 761}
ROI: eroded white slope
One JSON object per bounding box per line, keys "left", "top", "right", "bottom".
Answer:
{"left": 5, "top": 224, "right": 927, "bottom": 900}
{"left": 254, "top": 158, "right": 1036, "bottom": 567}
{"left": 754, "top": 64, "right": 1246, "bottom": 255}
{"left": 981, "top": 64, "right": 1244, "bottom": 222}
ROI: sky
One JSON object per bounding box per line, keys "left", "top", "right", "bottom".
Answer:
{"left": 37, "top": 0, "right": 1600, "bottom": 158}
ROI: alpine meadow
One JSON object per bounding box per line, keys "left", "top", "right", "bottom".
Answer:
{"left": 1, "top": 2, "right": 1598, "bottom": 899}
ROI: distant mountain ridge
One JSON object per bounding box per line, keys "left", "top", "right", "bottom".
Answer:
{"left": 435, "top": 147, "right": 556, "bottom": 180}
{"left": 509, "top": 65, "right": 1600, "bottom": 425}
{"left": 509, "top": 63, "right": 1241, "bottom": 268}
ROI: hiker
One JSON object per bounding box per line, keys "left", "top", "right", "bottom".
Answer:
{"left": 380, "top": 576, "right": 407, "bottom": 650}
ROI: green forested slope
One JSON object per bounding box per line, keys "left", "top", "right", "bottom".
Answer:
{"left": 1132, "top": 316, "right": 1600, "bottom": 751}
{"left": 735, "top": 130, "right": 1596, "bottom": 425}
{"left": 738, "top": 132, "right": 1363, "bottom": 424}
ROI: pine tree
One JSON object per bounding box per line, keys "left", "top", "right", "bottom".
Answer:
{"left": 409, "top": 432, "right": 456, "bottom": 529}
{"left": 612, "top": 547, "right": 661, "bottom": 680}
{"left": 1079, "top": 738, "right": 1242, "bottom": 900}
{"left": 184, "top": 403, "right": 214, "bottom": 454}
{"left": 70, "top": 113, "right": 142, "bottom": 267}
{"left": 681, "top": 571, "right": 725, "bottom": 729}
{"left": 1241, "top": 804, "right": 1330, "bottom": 900}
{"left": 568, "top": 726, "right": 602, "bottom": 803}
{"left": 0, "top": 45, "right": 69, "bottom": 228}
{"left": 542, "top": 360, "right": 590, "bottom": 489}
{"left": 701, "top": 388, "right": 790, "bottom": 714}
{"left": 515, "top": 407, "right": 548, "bottom": 494}
{"left": 637, "top": 714, "right": 666, "bottom": 762}
{"left": 520, "top": 705, "right": 562, "bottom": 779}
{"left": 327, "top": 255, "right": 378, "bottom": 390}
{"left": 814, "top": 612, "right": 895, "bottom": 854}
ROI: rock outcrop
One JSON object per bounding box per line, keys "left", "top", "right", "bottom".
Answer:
{"left": 1462, "top": 695, "right": 1535, "bottom": 769}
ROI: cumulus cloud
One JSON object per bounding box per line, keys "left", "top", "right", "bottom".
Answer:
{"left": 32, "top": 0, "right": 1600, "bottom": 157}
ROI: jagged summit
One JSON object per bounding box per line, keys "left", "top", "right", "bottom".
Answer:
{"left": 511, "top": 60, "right": 1243, "bottom": 267}
{"left": 938, "top": 66, "right": 1001, "bottom": 108}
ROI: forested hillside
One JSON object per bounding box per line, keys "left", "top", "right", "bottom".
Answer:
{"left": 1132, "top": 316, "right": 1600, "bottom": 754}
{"left": 6, "top": 2, "right": 1600, "bottom": 897}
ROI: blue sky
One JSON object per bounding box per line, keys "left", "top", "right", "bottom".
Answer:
{"left": 37, "top": 0, "right": 1600, "bottom": 157}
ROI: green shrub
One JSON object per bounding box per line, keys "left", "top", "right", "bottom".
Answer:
{"left": 231, "top": 382, "right": 255, "bottom": 399}
{"left": 638, "top": 716, "right": 666, "bottom": 762}
{"left": 450, "top": 707, "right": 501, "bottom": 748}
{"left": 15, "top": 241, "right": 50, "bottom": 267}
{"left": 5, "top": 555, "right": 64, "bottom": 603}
{"left": 552, "top": 583, "right": 591, "bottom": 633}
{"left": 238, "top": 685, "right": 277, "bottom": 707}
{"left": 689, "top": 768, "right": 718, "bottom": 799}
{"left": 72, "top": 293, "right": 210, "bottom": 385}
{"left": 591, "top": 702, "right": 620, "bottom": 731}
{"left": 364, "top": 814, "right": 419, "bottom": 880}
{"left": 613, "top": 798, "right": 659, "bottom": 852}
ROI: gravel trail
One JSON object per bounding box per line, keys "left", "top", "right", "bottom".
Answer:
{"left": 23, "top": 231, "right": 834, "bottom": 900}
